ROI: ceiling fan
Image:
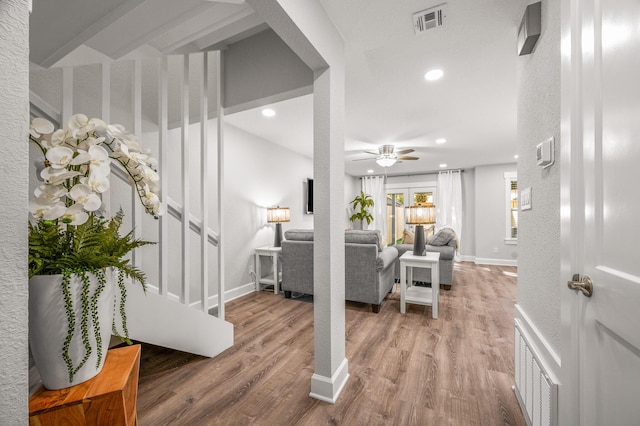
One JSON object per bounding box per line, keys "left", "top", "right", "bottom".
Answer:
{"left": 353, "top": 145, "right": 419, "bottom": 167}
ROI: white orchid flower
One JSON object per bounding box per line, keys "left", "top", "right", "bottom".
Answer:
{"left": 60, "top": 203, "right": 89, "bottom": 225}
{"left": 30, "top": 198, "right": 67, "bottom": 221}
{"left": 41, "top": 167, "right": 80, "bottom": 185}
{"left": 77, "top": 135, "right": 106, "bottom": 151}
{"left": 67, "top": 114, "right": 97, "bottom": 138}
{"left": 49, "top": 128, "right": 72, "bottom": 148}
{"left": 141, "top": 189, "right": 160, "bottom": 215}
{"left": 81, "top": 173, "right": 110, "bottom": 194}
{"left": 68, "top": 184, "right": 101, "bottom": 211}
{"left": 120, "top": 134, "right": 142, "bottom": 152}
{"left": 45, "top": 146, "right": 74, "bottom": 169}
{"left": 34, "top": 184, "right": 67, "bottom": 201}
{"left": 30, "top": 118, "right": 55, "bottom": 139}
{"left": 71, "top": 145, "right": 110, "bottom": 175}
{"left": 141, "top": 164, "right": 159, "bottom": 184}
{"left": 104, "top": 124, "right": 126, "bottom": 141}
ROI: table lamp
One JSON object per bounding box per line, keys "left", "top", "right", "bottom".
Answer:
{"left": 405, "top": 203, "right": 436, "bottom": 255}
{"left": 267, "top": 206, "right": 290, "bottom": 247}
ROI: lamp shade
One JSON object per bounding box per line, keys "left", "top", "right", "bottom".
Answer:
{"left": 405, "top": 203, "right": 436, "bottom": 225}
{"left": 267, "top": 206, "right": 290, "bottom": 223}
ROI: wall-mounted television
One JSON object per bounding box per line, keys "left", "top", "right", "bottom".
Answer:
{"left": 305, "top": 178, "right": 313, "bottom": 214}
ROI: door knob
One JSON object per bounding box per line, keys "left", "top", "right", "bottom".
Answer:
{"left": 567, "top": 274, "right": 594, "bottom": 297}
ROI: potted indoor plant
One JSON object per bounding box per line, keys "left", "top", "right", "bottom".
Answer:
{"left": 349, "top": 191, "right": 374, "bottom": 230}
{"left": 28, "top": 114, "right": 160, "bottom": 390}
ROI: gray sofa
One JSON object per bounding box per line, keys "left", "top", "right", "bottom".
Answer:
{"left": 394, "top": 227, "right": 458, "bottom": 290}
{"left": 281, "top": 229, "right": 398, "bottom": 313}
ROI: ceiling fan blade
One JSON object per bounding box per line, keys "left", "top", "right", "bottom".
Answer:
{"left": 396, "top": 148, "right": 414, "bottom": 155}
{"left": 352, "top": 157, "right": 375, "bottom": 161}
{"left": 397, "top": 156, "right": 419, "bottom": 160}
{"left": 363, "top": 151, "right": 379, "bottom": 155}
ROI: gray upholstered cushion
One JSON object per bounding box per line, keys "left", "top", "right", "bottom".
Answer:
{"left": 345, "top": 230, "right": 384, "bottom": 251}
{"left": 284, "top": 229, "right": 314, "bottom": 241}
{"left": 429, "top": 227, "right": 456, "bottom": 246}
{"left": 376, "top": 246, "right": 398, "bottom": 271}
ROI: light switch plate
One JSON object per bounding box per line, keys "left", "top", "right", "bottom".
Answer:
{"left": 520, "top": 187, "right": 532, "bottom": 210}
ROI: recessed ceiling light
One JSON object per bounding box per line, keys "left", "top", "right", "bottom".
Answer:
{"left": 424, "top": 69, "right": 444, "bottom": 81}
{"left": 439, "top": 163, "right": 447, "bottom": 168}
{"left": 367, "top": 169, "right": 374, "bottom": 174}
{"left": 514, "top": 154, "right": 519, "bottom": 159}
{"left": 262, "top": 108, "right": 276, "bottom": 117}
{"left": 436, "top": 138, "right": 447, "bottom": 144}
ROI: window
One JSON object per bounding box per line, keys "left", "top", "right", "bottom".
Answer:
{"left": 505, "top": 172, "right": 517, "bottom": 244}
{"left": 385, "top": 183, "right": 436, "bottom": 246}
{"left": 386, "top": 192, "right": 405, "bottom": 246}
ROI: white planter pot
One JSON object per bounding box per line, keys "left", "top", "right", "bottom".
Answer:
{"left": 29, "top": 269, "right": 115, "bottom": 390}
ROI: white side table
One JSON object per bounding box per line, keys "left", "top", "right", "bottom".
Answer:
{"left": 399, "top": 251, "right": 441, "bottom": 318}
{"left": 255, "top": 246, "right": 282, "bottom": 294}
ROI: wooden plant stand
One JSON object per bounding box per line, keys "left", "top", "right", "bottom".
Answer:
{"left": 29, "top": 344, "right": 141, "bottom": 426}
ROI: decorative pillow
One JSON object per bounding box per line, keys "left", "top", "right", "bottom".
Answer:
{"left": 428, "top": 227, "right": 456, "bottom": 246}
{"left": 402, "top": 229, "right": 414, "bottom": 244}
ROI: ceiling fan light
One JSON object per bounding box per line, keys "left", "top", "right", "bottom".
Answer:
{"left": 376, "top": 157, "right": 397, "bottom": 167}
{"left": 424, "top": 69, "right": 444, "bottom": 81}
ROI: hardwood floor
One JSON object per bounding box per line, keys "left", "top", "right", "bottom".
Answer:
{"left": 137, "top": 262, "right": 525, "bottom": 425}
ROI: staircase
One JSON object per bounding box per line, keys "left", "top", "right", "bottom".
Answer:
{"left": 30, "top": 50, "right": 235, "bottom": 359}
{"left": 116, "top": 284, "right": 233, "bottom": 357}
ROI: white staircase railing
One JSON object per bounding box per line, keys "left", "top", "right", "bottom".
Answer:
{"left": 30, "top": 51, "right": 233, "bottom": 358}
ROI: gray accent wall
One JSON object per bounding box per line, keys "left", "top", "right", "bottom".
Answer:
{"left": 223, "top": 29, "right": 314, "bottom": 113}
{"left": 0, "top": 0, "right": 29, "bottom": 421}
{"left": 516, "top": 0, "right": 561, "bottom": 354}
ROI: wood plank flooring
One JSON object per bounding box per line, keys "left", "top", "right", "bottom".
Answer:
{"left": 137, "top": 262, "right": 525, "bottom": 425}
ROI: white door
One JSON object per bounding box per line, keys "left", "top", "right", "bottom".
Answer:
{"left": 561, "top": 0, "right": 640, "bottom": 424}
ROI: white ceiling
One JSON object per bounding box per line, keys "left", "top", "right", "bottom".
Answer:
{"left": 30, "top": 0, "right": 526, "bottom": 177}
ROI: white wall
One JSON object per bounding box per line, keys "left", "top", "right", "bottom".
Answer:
{"left": 516, "top": 0, "right": 561, "bottom": 355}
{"left": 474, "top": 164, "right": 518, "bottom": 264}
{"left": 0, "top": 0, "right": 29, "bottom": 420}
{"left": 224, "top": 123, "right": 313, "bottom": 291}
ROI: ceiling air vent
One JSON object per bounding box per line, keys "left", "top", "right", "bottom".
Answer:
{"left": 412, "top": 3, "right": 447, "bottom": 34}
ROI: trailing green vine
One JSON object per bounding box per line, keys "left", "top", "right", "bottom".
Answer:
{"left": 61, "top": 271, "right": 76, "bottom": 383}
{"left": 89, "top": 269, "right": 106, "bottom": 369}
{"left": 113, "top": 270, "right": 132, "bottom": 345}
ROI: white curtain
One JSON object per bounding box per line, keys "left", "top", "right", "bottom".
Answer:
{"left": 436, "top": 170, "right": 462, "bottom": 257}
{"left": 361, "top": 175, "right": 386, "bottom": 239}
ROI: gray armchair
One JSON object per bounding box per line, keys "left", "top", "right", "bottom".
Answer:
{"left": 394, "top": 227, "right": 458, "bottom": 290}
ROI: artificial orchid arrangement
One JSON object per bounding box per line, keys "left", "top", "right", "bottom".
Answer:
{"left": 29, "top": 114, "right": 160, "bottom": 224}
{"left": 28, "top": 114, "right": 161, "bottom": 381}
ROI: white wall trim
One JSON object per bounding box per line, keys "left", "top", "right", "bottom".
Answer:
{"left": 309, "top": 357, "right": 350, "bottom": 404}
{"left": 458, "top": 255, "right": 476, "bottom": 263}
{"left": 515, "top": 304, "right": 561, "bottom": 384}
{"left": 145, "top": 281, "right": 256, "bottom": 310}
{"left": 475, "top": 257, "right": 518, "bottom": 266}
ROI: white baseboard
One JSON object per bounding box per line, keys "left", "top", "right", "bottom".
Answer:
{"left": 475, "top": 257, "right": 518, "bottom": 267}
{"left": 146, "top": 282, "right": 257, "bottom": 310}
{"left": 309, "top": 358, "right": 350, "bottom": 404}
{"left": 514, "top": 304, "right": 561, "bottom": 384}
{"left": 459, "top": 255, "right": 476, "bottom": 262}
{"left": 194, "top": 282, "right": 257, "bottom": 310}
